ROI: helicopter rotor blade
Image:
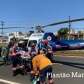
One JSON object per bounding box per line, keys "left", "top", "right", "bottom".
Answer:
{"left": 0, "top": 27, "right": 25, "bottom": 29}
{"left": 43, "top": 18, "right": 84, "bottom": 28}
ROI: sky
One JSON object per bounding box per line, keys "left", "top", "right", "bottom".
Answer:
{"left": 0, "top": 0, "right": 84, "bottom": 33}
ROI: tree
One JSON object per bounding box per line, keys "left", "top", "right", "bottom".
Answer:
{"left": 78, "top": 31, "right": 84, "bottom": 40}
{"left": 58, "top": 28, "right": 69, "bottom": 40}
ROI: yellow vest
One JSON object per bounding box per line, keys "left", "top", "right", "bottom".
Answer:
{"left": 32, "top": 54, "right": 52, "bottom": 70}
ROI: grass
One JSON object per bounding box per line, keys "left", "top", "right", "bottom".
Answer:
{"left": 54, "top": 50, "right": 84, "bottom": 57}
{"left": 0, "top": 43, "right": 7, "bottom": 47}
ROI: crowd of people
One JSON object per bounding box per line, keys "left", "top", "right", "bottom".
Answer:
{"left": 1, "top": 39, "right": 55, "bottom": 84}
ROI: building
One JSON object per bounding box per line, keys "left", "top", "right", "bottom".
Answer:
{"left": 55, "top": 29, "right": 84, "bottom": 40}
{"left": 8, "top": 32, "right": 30, "bottom": 42}
{"left": 0, "top": 35, "right": 8, "bottom": 44}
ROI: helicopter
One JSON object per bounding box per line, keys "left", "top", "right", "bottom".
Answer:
{"left": 0, "top": 17, "right": 84, "bottom": 50}
{"left": 27, "top": 17, "right": 84, "bottom": 50}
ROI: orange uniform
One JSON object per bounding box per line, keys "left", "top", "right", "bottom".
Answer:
{"left": 32, "top": 54, "right": 52, "bottom": 71}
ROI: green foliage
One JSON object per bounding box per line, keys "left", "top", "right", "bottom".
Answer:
{"left": 58, "top": 28, "right": 69, "bottom": 39}
{"left": 0, "top": 43, "right": 7, "bottom": 48}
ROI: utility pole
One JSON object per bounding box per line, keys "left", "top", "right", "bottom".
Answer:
{"left": 1, "top": 21, "right": 4, "bottom": 35}
{"left": 68, "top": 16, "right": 71, "bottom": 40}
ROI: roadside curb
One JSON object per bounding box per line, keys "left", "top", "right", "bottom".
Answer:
{"left": 54, "top": 55, "right": 84, "bottom": 59}
{"left": 0, "top": 62, "right": 4, "bottom": 66}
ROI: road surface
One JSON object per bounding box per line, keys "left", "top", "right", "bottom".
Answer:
{"left": 0, "top": 56, "right": 84, "bottom": 84}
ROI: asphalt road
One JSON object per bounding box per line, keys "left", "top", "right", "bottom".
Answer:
{"left": 0, "top": 56, "right": 84, "bottom": 84}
